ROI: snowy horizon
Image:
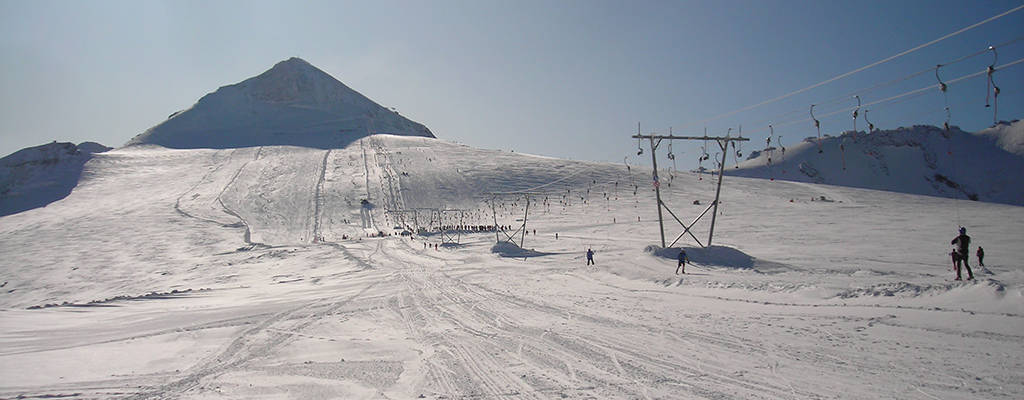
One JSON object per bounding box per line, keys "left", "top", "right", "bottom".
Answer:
{"left": 2, "top": 18, "right": 1023, "bottom": 395}
{"left": 3, "top": 2, "right": 1023, "bottom": 166}
{"left": 4, "top": 56, "right": 1022, "bottom": 218}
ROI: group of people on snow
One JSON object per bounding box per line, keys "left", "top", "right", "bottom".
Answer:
{"left": 582, "top": 228, "right": 983, "bottom": 281}
{"left": 583, "top": 247, "right": 691, "bottom": 275}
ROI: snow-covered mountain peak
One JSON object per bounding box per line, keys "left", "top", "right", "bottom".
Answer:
{"left": 243, "top": 57, "right": 362, "bottom": 106}
{"left": 125, "top": 58, "right": 433, "bottom": 150}
{"left": 245, "top": 57, "right": 329, "bottom": 103}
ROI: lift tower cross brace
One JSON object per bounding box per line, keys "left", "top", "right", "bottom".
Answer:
{"left": 484, "top": 192, "right": 541, "bottom": 248}
{"left": 631, "top": 133, "right": 749, "bottom": 248}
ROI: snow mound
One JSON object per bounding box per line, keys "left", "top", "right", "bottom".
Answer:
{"left": 646, "top": 245, "right": 755, "bottom": 269}
{"left": 0, "top": 141, "right": 112, "bottom": 216}
{"left": 125, "top": 58, "right": 433, "bottom": 150}
{"left": 491, "top": 241, "right": 551, "bottom": 258}
{"left": 977, "top": 119, "right": 1024, "bottom": 157}
{"left": 832, "top": 278, "right": 1004, "bottom": 300}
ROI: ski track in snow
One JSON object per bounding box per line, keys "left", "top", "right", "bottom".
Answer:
{"left": 1, "top": 135, "right": 1023, "bottom": 399}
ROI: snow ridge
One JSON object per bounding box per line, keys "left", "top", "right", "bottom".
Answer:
{"left": 728, "top": 120, "right": 1024, "bottom": 206}
{"left": 0, "top": 141, "right": 111, "bottom": 216}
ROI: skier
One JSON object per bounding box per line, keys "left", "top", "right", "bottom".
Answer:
{"left": 586, "top": 248, "right": 595, "bottom": 265}
{"left": 676, "top": 249, "right": 689, "bottom": 275}
{"left": 950, "top": 227, "right": 973, "bottom": 280}
{"left": 977, "top": 246, "right": 985, "bottom": 267}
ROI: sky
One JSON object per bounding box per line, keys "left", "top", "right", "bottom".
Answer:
{"left": 1, "top": 0, "right": 1022, "bottom": 169}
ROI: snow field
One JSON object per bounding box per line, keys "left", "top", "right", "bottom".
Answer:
{"left": 1, "top": 134, "right": 1022, "bottom": 398}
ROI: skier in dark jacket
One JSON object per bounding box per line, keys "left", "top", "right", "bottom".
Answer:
{"left": 951, "top": 227, "right": 973, "bottom": 280}
{"left": 586, "top": 248, "right": 595, "bottom": 265}
{"left": 977, "top": 246, "right": 985, "bottom": 267}
{"left": 676, "top": 249, "right": 689, "bottom": 275}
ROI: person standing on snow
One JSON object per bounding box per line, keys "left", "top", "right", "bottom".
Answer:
{"left": 977, "top": 246, "right": 985, "bottom": 267}
{"left": 676, "top": 249, "right": 689, "bottom": 275}
{"left": 951, "top": 227, "right": 973, "bottom": 281}
{"left": 586, "top": 248, "right": 595, "bottom": 265}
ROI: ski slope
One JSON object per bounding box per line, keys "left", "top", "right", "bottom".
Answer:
{"left": 1, "top": 135, "right": 1022, "bottom": 399}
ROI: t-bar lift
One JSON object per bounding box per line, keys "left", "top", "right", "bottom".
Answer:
{"left": 631, "top": 131, "right": 749, "bottom": 248}
{"left": 484, "top": 192, "right": 541, "bottom": 248}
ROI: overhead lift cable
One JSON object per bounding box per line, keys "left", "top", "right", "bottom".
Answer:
{"left": 715, "top": 37, "right": 1023, "bottom": 142}
{"left": 666, "top": 4, "right": 1024, "bottom": 133}
{"left": 811, "top": 104, "right": 823, "bottom": 153}
{"left": 739, "top": 57, "right": 1023, "bottom": 140}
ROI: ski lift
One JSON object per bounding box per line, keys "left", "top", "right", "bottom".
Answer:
{"left": 852, "top": 95, "right": 860, "bottom": 142}
{"left": 637, "top": 136, "right": 644, "bottom": 156}
{"left": 778, "top": 134, "right": 786, "bottom": 174}
{"left": 666, "top": 133, "right": 677, "bottom": 186}
{"left": 943, "top": 107, "right": 951, "bottom": 133}
{"left": 735, "top": 125, "right": 743, "bottom": 160}
{"left": 863, "top": 109, "right": 875, "bottom": 156}
{"left": 986, "top": 46, "right": 1001, "bottom": 123}
{"left": 702, "top": 132, "right": 711, "bottom": 162}
{"left": 811, "top": 104, "right": 823, "bottom": 153}
{"left": 767, "top": 125, "right": 775, "bottom": 180}
{"left": 732, "top": 141, "right": 740, "bottom": 169}
{"left": 698, "top": 132, "right": 710, "bottom": 181}
{"left": 727, "top": 127, "right": 741, "bottom": 169}
{"left": 624, "top": 156, "right": 636, "bottom": 187}
{"left": 942, "top": 107, "right": 954, "bottom": 156}
{"left": 935, "top": 64, "right": 948, "bottom": 93}
{"left": 840, "top": 139, "right": 847, "bottom": 170}
{"left": 667, "top": 133, "right": 675, "bottom": 161}
{"left": 737, "top": 124, "right": 745, "bottom": 158}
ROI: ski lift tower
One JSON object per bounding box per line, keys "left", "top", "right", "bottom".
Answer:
{"left": 435, "top": 209, "right": 468, "bottom": 245}
{"left": 484, "top": 192, "right": 541, "bottom": 248}
{"left": 632, "top": 130, "right": 748, "bottom": 248}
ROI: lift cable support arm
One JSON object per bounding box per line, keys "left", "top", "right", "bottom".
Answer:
{"left": 631, "top": 133, "right": 749, "bottom": 248}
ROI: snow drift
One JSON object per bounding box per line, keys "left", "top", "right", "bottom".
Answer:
{"left": 0, "top": 141, "right": 111, "bottom": 216}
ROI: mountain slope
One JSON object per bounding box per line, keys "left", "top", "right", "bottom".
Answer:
{"left": 0, "top": 141, "right": 111, "bottom": 216}
{"left": 977, "top": 119, "right": 1024, "bottom": 157}
{"left": 727, "top": 120, "right": 1024, "bottom": 206}
{"left": 1, "top": 135, "right": 1023, "bottom": 398}
{"left": 125, "top": 58, "right": 433, "bottom": 150}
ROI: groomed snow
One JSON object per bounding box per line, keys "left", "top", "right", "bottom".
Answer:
{"left": 1, "top": 135, "right": 1021, "bottom": 399}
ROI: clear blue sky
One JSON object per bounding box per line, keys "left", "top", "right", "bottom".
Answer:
{"left": 2, "top": 0, "right": 1022, "bottom": 169}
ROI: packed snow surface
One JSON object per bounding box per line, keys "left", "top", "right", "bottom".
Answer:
{"left": 1, "top": 135, "right": 1022, "bottom": 399}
